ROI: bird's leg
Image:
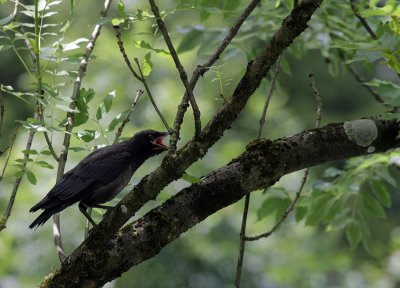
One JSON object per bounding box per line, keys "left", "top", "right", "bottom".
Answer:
{"left": 78, "top": 202, "right": 97, "bottom": 227}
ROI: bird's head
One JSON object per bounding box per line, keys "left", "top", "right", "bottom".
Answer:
{"left": 133, "top": 129, "right": 169, "bottom": 157}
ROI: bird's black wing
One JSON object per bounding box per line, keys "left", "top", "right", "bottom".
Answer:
{"left": 31, "top": 150, "right": 133, "bottom": 210}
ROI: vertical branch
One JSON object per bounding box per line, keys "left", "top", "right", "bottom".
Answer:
{"left": 52, "top": 0, "right": 113, "bottom": 263}
{"left": 148, "top": 0, "right": 201, "bottom": 149}
{"left": 244, "top": 74, "right": 323, "bottom": 242}
{"left": 235, "top": 56, "right": 282, "bottom": 287}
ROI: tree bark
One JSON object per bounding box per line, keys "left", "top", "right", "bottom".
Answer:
{"left": 40, "top": 118, "right": 399, "bottom": 287}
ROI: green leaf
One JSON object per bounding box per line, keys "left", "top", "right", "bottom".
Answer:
{"left": 56, "top": 104, "right": 77, "bottom": 112}
{"left": 111, "top": 18, "right": 125, "bottom": 26}
{"left": 117, "top": 0, "right": 126, "bottom": 16}
{"left": 14, "top": 170, "right": 25, "bottom": 178}
{"left": 280, "top": 56, "right": 291, "bottom": 75}
{"left": 74, "top": 88, "right": 95, "bottom": 127}
{"left": 223, "top": 0, "right": 241, "bottom": 18}
{"left": 177, "top": 28, "right": 204, "bottom": 54}
{"left": 108, "top": 110, "right": 130, "bottom": 131}
{"left": 96, "top": 90, "right": 116, "bottom": 120}
{"left": 77, "top": 130, "right": 99, "bottom": 142}
{"left": 142, "top": 52, "right": 153, "bottom": 76}
{"left": 305, "top": 192, "right": 336, "bottom": 225}
{"left": 182, "top": 172, "right": 201, "bottom": 184}
{"left": 295, "top": 205, "right": 308, "bottom": 222}
{"left": 0, "top": 15, "right": 12, "bottom": 25}
{"left": 26, "top": 170, "right": 37, "bottom": 185}
{"left": 69, "top": 146, "right": 87, "bottom": 152}
{"left": 369, "top": 179, "right": 391, "bottom": 208}
{"left": 34, "top": 161, "right": 54, "bottom": 169}
{"left": 322, "top": 167, "right": 343, "bottom": 178}
{"left": 257, "top": 189, "right": 291, "bottom": 221}
{"left": 346, "top": 221, "right": 363, "bottom": 249}
{"left": 22, "top": 149, "right": 38, "bottom": 155}
{"left": 15, "top": 158, "right": 33, "bottom": 164}
{"left": 134, "top": 40, "right": 170, "bottom": 56}
{"left": 361, "top": 191, "right": 386, "bottom": 219}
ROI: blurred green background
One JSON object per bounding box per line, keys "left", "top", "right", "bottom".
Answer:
{"left": 1, "top": 0, "right": 400, "bottom": 287}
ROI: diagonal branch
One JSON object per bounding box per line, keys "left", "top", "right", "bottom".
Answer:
{"left": 169, "top": 0, "right": 262, "bottom": 152}
{"left": 39, "top": 1, "right": 325, "bottom": 283}
{"left": 349, "top": 0, "right": 377, "bottom": 40}
{"left": 113, "top": 26, "right": 171, "bottom": 132}
{"left": 66, "top": 0, "right": 324, "bottom": 246}
{"left": 148, "top": 0, "right": 201, "bottom": 145}
{"left": 40, "top": 118, "right": 400, "bottom": 287}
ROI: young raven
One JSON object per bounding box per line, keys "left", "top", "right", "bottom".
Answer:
{"left": 29, "top": 129, "right": 168, "bottom": 229}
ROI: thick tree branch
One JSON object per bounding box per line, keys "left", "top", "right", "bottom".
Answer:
{"left": 37, "top": 0, "right": 324, "bottom": 284}
{"left": 85, "top": 0, "right": 324, "bottom": 241}
{"left": 40, "top": 118, "right": 400, "bottom": 287}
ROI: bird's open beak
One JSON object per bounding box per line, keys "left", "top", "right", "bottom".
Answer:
{"left": 151, "top": 133, "right": 169, "bottom": 150}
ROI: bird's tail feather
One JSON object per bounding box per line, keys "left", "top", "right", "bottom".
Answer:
{"left": 29, "top": 206, "right": 63, "bottom": 229}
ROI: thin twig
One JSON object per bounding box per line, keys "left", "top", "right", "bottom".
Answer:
{"left": 235, "top": 56, "right": 282, "bottom": 287}
{"left": 10, "top": 0, "right": 20, "bottom": 22}
{"left": 0, "top": 126, "right": 18, "bottom": 182}
{"left": 169, "top": 0, "right": 262, "bottom": 153}
{"left": 244, "top": 73, "right": 323, "bottom": 242}
{"left": 134, "top": 58, "right": 171, "bottom": 131}
{"left": 257, "top": 56, "right": 282, "bottom": 138}
{"left": 347, "top": 62, "right": 385, "bottom": 104}
{"left": 245, "top": 170, "right": 310, "bottom": 241}
{"left": 349, "top": 0, "right": 400, "bottom": 79}
{"left": 113, "top": 26, "right": 170, "bottom": 132}
{"left": 309, "top": 74, "right": 322, "bottom": 127}
{"left": 235, "top": 193, "right": 251, "bottom": 288}
{"left": 52, "top": 0, "right": 113, "bottom": 263}
{"left": 37, "top": 101, "right": 60, "bottom": 161}
{"left": 113, "top": 90, "right": 144, "bottom": 144}
{"left": 112, "top": 26, "right": 142, "bottom": 81}
{"left": 336, "top": 50, "right": 385, "bottom": 104}
{"left": 349, "top": 0, "right": 377, "bottom": 40}
{"left": 148, "top": 0, "right": 201, "bottom": 143}
{"left": 0, "top": 123, "right": 37, "bottom": 232}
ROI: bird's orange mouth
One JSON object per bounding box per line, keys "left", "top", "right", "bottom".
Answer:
{"left": 151, "top": 135, "right": 168, "bottom": 150}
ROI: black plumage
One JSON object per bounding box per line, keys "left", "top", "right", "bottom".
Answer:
{"left": 29, "top": 129, "right": 168, "bottom": 229}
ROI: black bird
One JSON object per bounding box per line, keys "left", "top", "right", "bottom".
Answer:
{"left": 29, "top": 129, "right": 168, "bottom": 229}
